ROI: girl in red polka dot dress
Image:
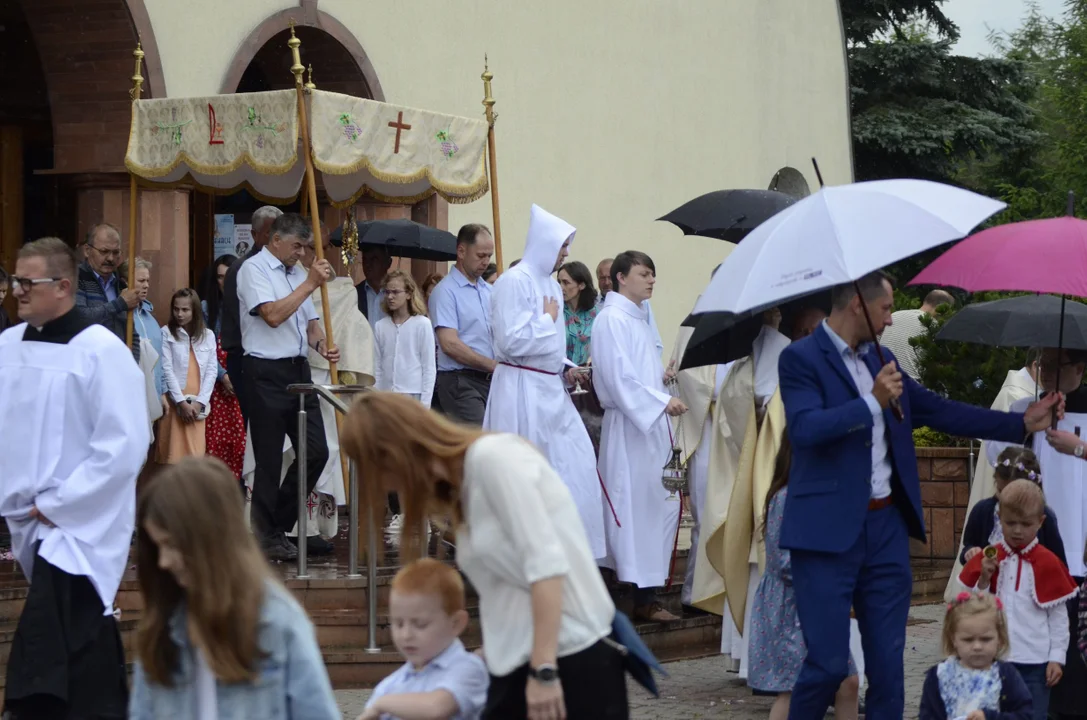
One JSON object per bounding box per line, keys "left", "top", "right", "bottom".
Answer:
{"left": 201, "top": 255, "right": 246, "bottom": 479}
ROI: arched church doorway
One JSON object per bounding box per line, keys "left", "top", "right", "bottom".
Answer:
{"left": 204, "top": 16, "right": 441, "bottom": 289}
{"left": 0, "top": 0, "right": 164, "bottom": 320}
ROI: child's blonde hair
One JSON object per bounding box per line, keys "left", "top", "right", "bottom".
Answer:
{"left": 381, "top": 270, "right": 428, "bottom": 317}
{"left": 999, "top": 478, "right": 1046, "bottom": 520}
{"left": 993, "top": 446, "right": 1041, "bottom": 487}
{"left": 942, "top": 591, "right": 1010, "bottom": 658}
{"left": 390, "top": 558, "right": 466, "bottom": 615}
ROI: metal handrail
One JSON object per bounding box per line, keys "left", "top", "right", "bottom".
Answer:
{"left": 286, "top": 383, "right": 379, "bottom": 653}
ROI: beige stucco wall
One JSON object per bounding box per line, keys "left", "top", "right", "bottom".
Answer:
{"left": 144, "top": 0, "right": 852, "bottom": 354}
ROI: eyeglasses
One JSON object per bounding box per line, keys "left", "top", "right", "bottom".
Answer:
{"left": 10, "top": 276, "right": 62, "bottom": 292}
{"left": 385, "top": 289, "right": 406, "bottom": 296}
{"left": 88, "top": 245, "right": 122, "bottom": 258}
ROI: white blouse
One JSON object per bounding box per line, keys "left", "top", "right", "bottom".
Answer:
{"left": 373, "top": 314, "right": 436, "bottom": 407}
{"left": 455, "top": 434, "right": 615, "bottom": 676}
{"left": 159, "top": 326, "right": 218, "bottom": 410}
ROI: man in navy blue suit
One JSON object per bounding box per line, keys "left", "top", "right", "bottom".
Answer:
{"left": 778, "top": 271, "right": 1062, "bottom": 720}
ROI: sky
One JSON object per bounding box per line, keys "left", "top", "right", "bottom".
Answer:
{"left": 945, "top": 0, "right": 1066, "bottom": 56}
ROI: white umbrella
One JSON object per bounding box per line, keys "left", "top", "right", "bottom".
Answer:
{"left": 693, "top": 179, "right": 1006, "bottom": 315}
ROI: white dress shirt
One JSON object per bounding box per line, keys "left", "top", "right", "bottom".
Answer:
{"left": 822, "top": 321, "right": 893, "bottom": 499}
{"left": 159, "top": 325, "right": 218, "bottom": 410}
{"left": 236, "top": 247, "right": 319, "bottom": 360}
{"left": 373, "top": 314, "right": 437, "bottom": 408}
{"left": 455, "top": 434, "right": 615, "bottom": 676}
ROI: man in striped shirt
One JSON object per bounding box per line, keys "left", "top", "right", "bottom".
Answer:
{"left": 879, "top": 289, "right": 954, "bottom": 381}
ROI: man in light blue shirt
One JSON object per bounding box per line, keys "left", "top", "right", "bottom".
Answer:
{"left": 237, "top": 213, "right": 339, "bottom": 562}
{"left": 356, "top": 244, "right": 392, "bottom": 331}
{"left": 428, "top": 224, "right": 496, "bottom": 424}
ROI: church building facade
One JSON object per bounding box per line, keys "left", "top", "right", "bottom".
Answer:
{"left": 0, "top": 0, "right": 852, "bottom": 348}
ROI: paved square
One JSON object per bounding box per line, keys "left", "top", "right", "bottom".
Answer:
{"left": 335, "top": 603, "right": 946, "bottom": 719}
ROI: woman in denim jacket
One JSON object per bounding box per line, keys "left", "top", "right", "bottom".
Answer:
{"left": 128, "top": 457, "right": 340, "bottom": 720}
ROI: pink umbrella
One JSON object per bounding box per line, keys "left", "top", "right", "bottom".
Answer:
{"left": 909, "top": 216, "right": 1087, "bottom": 295}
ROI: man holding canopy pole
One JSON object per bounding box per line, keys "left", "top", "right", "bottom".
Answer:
{"left": 237, "top": 213, "right": 339, "bottom": 561}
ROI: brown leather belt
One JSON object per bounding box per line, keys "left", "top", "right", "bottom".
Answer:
{"left": 868, "top": 495, "right": 893, "bottom": 511}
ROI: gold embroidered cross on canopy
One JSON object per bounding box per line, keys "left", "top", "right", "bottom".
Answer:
{"left": 124, "top": 88, "right": 490, "bottom": 207}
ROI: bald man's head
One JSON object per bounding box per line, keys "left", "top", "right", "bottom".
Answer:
{"left": 597, "top": 258, "right": 614, "bottom": 296}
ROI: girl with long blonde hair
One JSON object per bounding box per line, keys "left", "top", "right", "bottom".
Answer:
{"left": 342, "top": 392, "right": 629, "bottom": 719}
{"left": 129, "top": 457, "right": 338, "bottom": 718}
{"left": 373, "top": 270, "right": 436, "bottom": 408}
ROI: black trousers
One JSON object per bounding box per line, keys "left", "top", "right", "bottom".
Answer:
{"left": 483, "top": 639, "right": 629, "bottom": 719}
{"left": 245, "top": 356, "right": 329, "bottom": 539}
{"left": 4, "top": 547, "right": 127, "bottom": 720}
{"left": 434, "top": 370, "right": 491, "bottom": 426}
{"left": 225, "top": 350, "right": 250, "bottom": 426}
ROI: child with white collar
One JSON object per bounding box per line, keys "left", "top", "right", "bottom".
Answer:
{"left": 960, "top": 479, "right": 1079, "bottom": 720}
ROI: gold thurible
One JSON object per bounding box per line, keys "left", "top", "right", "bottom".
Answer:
{"left": 288, "top": 20, "right": 305, "bottom": 85}
{"left": 130, "top": 41, "right": 145, "bottom": 101}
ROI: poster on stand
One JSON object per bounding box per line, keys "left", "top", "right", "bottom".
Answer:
{"left": 233, "top": 224, "right": 253, "bottom": 257}
{"left": 213, "top": 214, "right": 235, "bottom": 259}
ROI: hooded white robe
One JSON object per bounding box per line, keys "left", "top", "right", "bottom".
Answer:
{"left": 483, "top": 205, "right": 606, "bottom": 559}
{"left": 593, "top": 291, "right": 678, "bottom": 587}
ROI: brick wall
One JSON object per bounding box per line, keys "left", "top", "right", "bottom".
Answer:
{"left": 911, "top": 446, "right": 978, "bottom": 561}
{"left": 20, "top": 0, "right": 143, "bottom": 173}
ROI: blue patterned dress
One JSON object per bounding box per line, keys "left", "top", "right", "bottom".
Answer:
{"left": 748, "top": 487, "right": 857, "bottom": 692}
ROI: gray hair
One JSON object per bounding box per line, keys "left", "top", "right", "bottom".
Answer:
{"left": 252, "top": 206, "right": 284, "bottom": 235}
{"left": 270, "top": 212, "right": 313, "bottom": 243}
{"left": 134, "top": 257, "right": 153, "bottom": 272}
{"left": 830, "top": 270, "right": 893, "bottom": 311}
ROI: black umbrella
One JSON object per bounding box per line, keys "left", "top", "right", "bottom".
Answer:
{"left": 329, "top": 219, "right": 457, "bottom": 261}
{"left": 680, "top": 292, "right": 833, "bottom": 370}
{"left": 658, "top": 189, "right": 798, "bottom": 243}
{"left": 936, "top": 294, "right": 1087, "bottom": 350}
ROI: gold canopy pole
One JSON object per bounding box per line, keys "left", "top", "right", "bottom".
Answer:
{"left": 289, "top": 24, "right": 353, "bottom": 514}
{"left": 288, "top": 23, "right": 337, "bottom": 385}
{"left": 126, "top": 42, "right": 145, "bottom": 349}
{"left": 482, "top": 57, "right": 504, "bottom": 272}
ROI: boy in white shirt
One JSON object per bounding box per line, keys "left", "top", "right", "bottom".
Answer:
{"left": 960, "top": 479, "right": 1079, "bottom": 719}
{"left": 360, "top": 559, "right": 488, "bottom": 720}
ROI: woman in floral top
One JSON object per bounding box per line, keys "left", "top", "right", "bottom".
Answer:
{"left": 558, "top": 261, "right": 599, "bottom": 366}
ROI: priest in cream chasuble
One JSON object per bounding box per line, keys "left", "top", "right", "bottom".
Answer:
{"left": 668, "top": 319, "right": 735, "bottom": 609}
{"left": 483, "top": 204, "right": 605, "bottom": 559}
{"left": 943, "top": 361, "right": 1039, "bottom": 601}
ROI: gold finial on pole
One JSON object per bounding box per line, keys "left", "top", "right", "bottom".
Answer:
{"left": 130, "top": 41, "right": 145, "bottom": 101}
{"left": 288, "top": 20, "right": 305, "bottom": 85}
{"left": 305, "top": 64, "right": 316, "bottom": 91}
{"left": 482, "top": 54, "right": 497, "bottom": 127}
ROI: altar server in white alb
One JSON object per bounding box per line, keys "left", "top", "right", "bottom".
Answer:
{"left": 483, "top": 204, "right": 606, "bottom": 559}
{"left": 592, "top": 250, "right": 688, "bottom": 622}
{"left": 0, "top": 237, "right": 149, "bottom": 719}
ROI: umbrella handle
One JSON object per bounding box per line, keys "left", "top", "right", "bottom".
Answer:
{"left": 854, "top": 282, "right": 905, "bottom": 423}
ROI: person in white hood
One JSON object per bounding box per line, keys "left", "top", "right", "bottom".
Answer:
{"left": 483, "top": 205, "right": 607, "bottom": 560}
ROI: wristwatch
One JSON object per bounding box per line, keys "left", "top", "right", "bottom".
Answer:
{"left": 1075, "top": 443, "right": 1085, "bottom": 459}
{"left": 529, "top": 664, "right": 560, "bottom": 684}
